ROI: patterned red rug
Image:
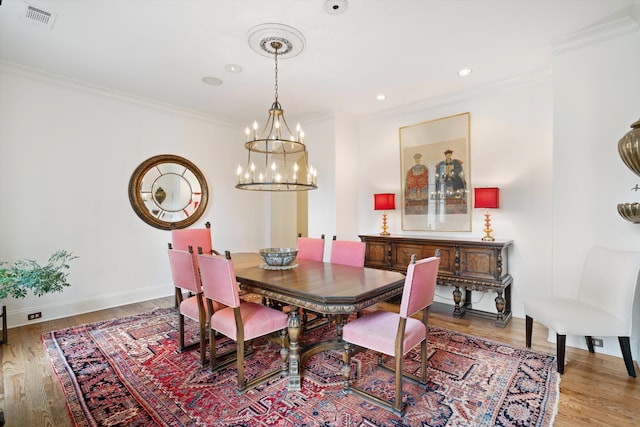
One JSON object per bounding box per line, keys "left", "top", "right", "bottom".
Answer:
{"left": 43, "top": 307, "right": 559, "bottom": 426}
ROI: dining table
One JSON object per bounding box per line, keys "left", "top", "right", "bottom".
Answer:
{"left": 230, "top": 252, "right": 407, "bottom": 391}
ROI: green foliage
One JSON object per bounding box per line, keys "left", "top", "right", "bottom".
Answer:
{"left": 0, "top": 250, "right": 77, "bottom": 300}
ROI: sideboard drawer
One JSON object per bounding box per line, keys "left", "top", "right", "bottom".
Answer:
{"left": 391, "top": 243, "right": 455, "bottom": 275}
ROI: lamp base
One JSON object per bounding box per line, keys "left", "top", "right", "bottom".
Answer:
{"left": 380, "top": 212, "right": 390, "bottom": 236}
{"left": 481, "top": 210, "right": 495, "bottom": 241}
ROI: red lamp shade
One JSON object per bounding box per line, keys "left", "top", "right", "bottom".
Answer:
{"left": 474, "top": 187, "right": 500, "bottom": 209}
{"left": 374, "top": 193, "right": 395, "bottom": 211}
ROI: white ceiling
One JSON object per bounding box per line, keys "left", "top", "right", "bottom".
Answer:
{"left": 1, "top": 0, "right": 636, "bottom": 124}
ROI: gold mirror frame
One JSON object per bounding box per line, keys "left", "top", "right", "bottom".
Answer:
{"left": 128, "top": 154, "right": 209, "bottom": 230}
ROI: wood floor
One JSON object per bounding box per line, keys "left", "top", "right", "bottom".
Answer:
{"left": 1, "top": 296, "right": 638, "bottom": 427}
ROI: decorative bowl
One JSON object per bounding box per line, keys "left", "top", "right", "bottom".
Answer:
{"left": 259, "top": 248, "right": 298, "bottom": 266}
{"left": 617, "top": 202, "right": 640, "bottom": 224}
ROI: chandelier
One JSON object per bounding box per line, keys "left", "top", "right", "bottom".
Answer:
{"left": 236, "top": 25, "right": 317, "bottom": 191}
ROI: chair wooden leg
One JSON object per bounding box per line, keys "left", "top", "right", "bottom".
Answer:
{"left": 420, "top": 339, "right": 427, "bottom": 384}
{"left": 394, "top": 350, "right": 404, "bottom": 414}
{"left": 179, "top": 314, "right": 186, "bottom": 350}
{"left": 199, "top": 322, "right": 207, "bottom": 366}
{"left": 556, "top": 334, "right": 566, "bottom": 375}
{"left": 585, "top": 336, "right": 595, "bottom": 353}
{"left": 209, "top": 328, "right": 217, "bottom": 369}
{"left": 618, "top": 337, "right": 637, "bottom": 377}
{"left": 525, "top": 315, "right": 533, "bottom": 348}
{"left": 237, "top": 339, "right": 245, "bottom": 391}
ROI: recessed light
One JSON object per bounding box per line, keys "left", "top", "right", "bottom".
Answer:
{"left": 376, "top": 94, "right": 386, "bottom": 101}
{"left": 202, "top": 76, "right": 223, "bottom": 86}
{"left": 224, "top": 64, "right": 242, "bottom": 73}
{"left": 458, "top": 68, "right": 472, "bottom": 77}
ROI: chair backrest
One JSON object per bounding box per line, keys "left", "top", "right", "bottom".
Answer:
{"left": 297, "top": 234, "right": 325, "bottom": 261}
{"left": 167, "top": 247, "right": 201, "bottom": 294}
{"left": 578, "top": 246, "right": 640, "bottom": 330}
{"left": 198, "top": 252, "right": 241, "bottom": 308}
{"left": 171, "top": 222, "right": 214, "bottom": 255}
{"left": 329, "top": 237, "right": 366, "bottom": 267}
{"left": 399, "top": 256, "right": 440, "bottom": 318}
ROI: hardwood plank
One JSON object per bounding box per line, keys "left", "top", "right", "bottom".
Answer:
{"left": 1, "top": 296, "right": 638, "bottom": 426}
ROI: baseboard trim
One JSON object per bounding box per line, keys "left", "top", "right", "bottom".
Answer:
{"left": 5, "top": 284, "right": 173, "bottom": 329}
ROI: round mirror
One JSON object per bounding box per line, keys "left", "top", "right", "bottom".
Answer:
{"left": 128, "top": 154, "right": 209, "bottom": 230}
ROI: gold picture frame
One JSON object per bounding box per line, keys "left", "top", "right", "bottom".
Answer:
{"left": 399, "top": 112, "right": 471, "bottom": 232}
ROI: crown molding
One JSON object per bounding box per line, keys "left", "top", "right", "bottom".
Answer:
{"left": 0, "top": 60, "right": 238, "bottom": 128}
{"left": 361, "top": 69, "right": 551, "bottom": 122}
{"left": 551, "top": 15, "right": 639, "bottom": 54}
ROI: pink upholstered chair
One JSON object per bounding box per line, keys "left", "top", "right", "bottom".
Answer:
{"left": 167, "top": 246, "right": 223, "bottom": 365}
{"left": 198, "top": 251, "right": 288, "bottom": 393}
{"left": 296, "top": 233, "right": 325, "bottom": 261}
{"left": 329, "top": 236, "right": 366, "bottom": 267}
{"left": 341, "top": 253, "right": 440, "bottom": 416}
{"left": 170, "top": 221, "right": 220, "bottom": 256}
{"left": 170, "top": 222, "right": 220, "bottom": 307}
{"left": 295, "top": 234, "right": 327, "bottom": 326}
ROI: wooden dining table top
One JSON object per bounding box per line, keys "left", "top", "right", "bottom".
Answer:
{"left": 230, "top": 252, "right": 407, "bottom": 315}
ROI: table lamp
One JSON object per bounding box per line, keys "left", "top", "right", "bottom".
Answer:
{"left": 374, "top": 193, "right": 395, "bottom": 236}
{"left": 474, "top": 187, "right": 500, "bottom": 241}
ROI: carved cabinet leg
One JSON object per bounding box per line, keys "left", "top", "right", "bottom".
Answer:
{"left": 495, "top": 291, "right": 506, "bottom": 320}
{"left": 452, "top": 287, "right": 462, "bottom": 315}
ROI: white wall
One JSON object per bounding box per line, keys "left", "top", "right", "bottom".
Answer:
{"left": 334, "top": 113, "right": 360, "bottom": 242}
{"left": 302, "top": 114, "right": 337, "bottom": 261}
{"left": 551, "top": 17, "right": 640, "bottom": 356}
{"left": 357, "top": 75, "right": 553, "bottom": 318}
{"left": 0, "top": 64, "right": 266, "bottom": 327}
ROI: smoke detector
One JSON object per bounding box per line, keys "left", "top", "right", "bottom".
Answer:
{"left": 324, "top": 0, "right": 348, "bottom": 15}
{"left": 22, "top": 2, "right": 56, "bottom": 30}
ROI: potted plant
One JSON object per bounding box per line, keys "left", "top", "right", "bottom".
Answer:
{"left": 0, "top": 249, "right": 77, "bottom": 344}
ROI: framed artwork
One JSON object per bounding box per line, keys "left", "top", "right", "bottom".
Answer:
{"left": 399, "top": 112, "right": 471, "bottom": 232}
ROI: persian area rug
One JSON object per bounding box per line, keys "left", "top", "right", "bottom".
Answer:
{"left": 43, "top": 307, "right": 559, "bottom": 427}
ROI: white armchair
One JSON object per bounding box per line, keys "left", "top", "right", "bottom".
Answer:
{"left": 525, "top": 246, "right": 640, "bottom": 377}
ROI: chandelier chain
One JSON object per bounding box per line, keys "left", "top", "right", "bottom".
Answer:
{"left": 273, "top": 45, "right": 279, "bottom": 104}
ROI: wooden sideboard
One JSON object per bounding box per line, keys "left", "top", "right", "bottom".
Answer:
{"left": 359, "top": 234, "right": 514, "bottom": 327}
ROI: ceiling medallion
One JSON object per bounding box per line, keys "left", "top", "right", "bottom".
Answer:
{"left": 247, "top": 23, "right": 305, "bottom": 58}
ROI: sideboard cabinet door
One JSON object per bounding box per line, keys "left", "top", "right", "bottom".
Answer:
{"left": 363, "top": 239, "right": 389, "bottom": 269}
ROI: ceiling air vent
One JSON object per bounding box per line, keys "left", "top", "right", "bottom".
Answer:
{"left": 22, "top": 3, "right": 56, "bottom": 29}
